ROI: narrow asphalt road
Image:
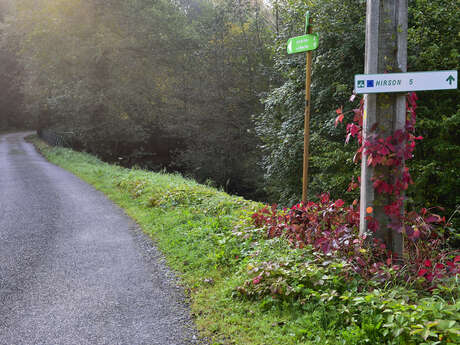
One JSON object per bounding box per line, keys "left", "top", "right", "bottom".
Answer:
{"left": 0, "top": 132, "right": 202, "bottom": 345}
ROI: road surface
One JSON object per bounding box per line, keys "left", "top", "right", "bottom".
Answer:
{"left": 0, "top": 132, "right": 202, "bottom": 345}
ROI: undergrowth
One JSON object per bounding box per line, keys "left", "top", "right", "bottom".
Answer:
{"left": 30, "top": 135, "right": 459, "bottom": 345}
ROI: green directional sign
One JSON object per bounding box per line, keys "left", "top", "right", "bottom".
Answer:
{"left": 287, "top": 34, "right": 319, "bottom": 54}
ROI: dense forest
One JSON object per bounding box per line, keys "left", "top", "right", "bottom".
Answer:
{"left": 0, "top": 0, "right": 458, "bottom": 222}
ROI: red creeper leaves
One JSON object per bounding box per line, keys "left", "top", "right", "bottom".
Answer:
{"left": 335, "top": 106, "right": 344, "bottom": 126}
{"left": 341, "top": 93, "right": 425, "bottom": 231}
{"left": 249, "top": 92, "right": 459, "bottom": 293}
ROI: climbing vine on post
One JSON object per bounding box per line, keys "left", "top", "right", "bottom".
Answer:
{"left": 337, "top": 92, "right": 422, "bottom": 242}
{"left": 358, "top": 0, "right": 408, "bottom": 257}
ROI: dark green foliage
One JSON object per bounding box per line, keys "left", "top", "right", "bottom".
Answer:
{"left": 0, "top": 9, "right": 27, "bottom": 130}
{"left": 172, "top": 0, "right": 271, "bottom": 200}
{"left": 6, "top": 0, "right": 272, "bottom": 200}
{"left": 407, "top": 0, "right": 460, "bottom": 227}
{"left": 255, "top": 0, "right": 459, "bottom": 224}
{"left": 3, "top": 0, "right": 459, "bottom": 215}
{"left": 255, "top": 0, "right": 365, "bottom": 204}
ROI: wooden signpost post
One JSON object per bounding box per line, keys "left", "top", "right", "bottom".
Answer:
{"left": 358, "top": 0, "right": 457, "bottom": 257}
{"left": 286, "top": 12, "right": 319, "bottom": 204}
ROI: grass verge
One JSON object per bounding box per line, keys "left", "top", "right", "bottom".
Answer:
{"left": 28, "top": 136, "right": 459, "bottom": 345}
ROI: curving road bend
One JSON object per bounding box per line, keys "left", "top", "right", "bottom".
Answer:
{"left": 0, "top": 132, "right": 201, "bottom": 345}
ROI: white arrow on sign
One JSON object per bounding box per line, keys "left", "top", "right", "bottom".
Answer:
{"left": 355, "top": 70, "right": 457, "bottom": 94}
{"left": 287, "top": 40, "right": 293, "bottom": 54}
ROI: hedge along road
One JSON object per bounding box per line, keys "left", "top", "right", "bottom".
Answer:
{"left": 0, "top": 132, "right": 202, "bottom": 345}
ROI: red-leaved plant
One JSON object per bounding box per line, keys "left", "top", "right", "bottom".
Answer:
{"left": 250, "top": 93, "right": 459, "bottom": 290}
{"left": 252, "top": 196, "right": 459, "bottom": 289}
{"left": 337, "top": 93, "right": 424, "bottom": 238}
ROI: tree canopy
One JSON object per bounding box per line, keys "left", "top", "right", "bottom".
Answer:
{"left": 1, "top": 0, "right": 458, "bottom": 224}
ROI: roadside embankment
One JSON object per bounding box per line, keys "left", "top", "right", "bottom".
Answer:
{"left": 29, "top": 135, "right": 459, "bottom": 345}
